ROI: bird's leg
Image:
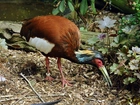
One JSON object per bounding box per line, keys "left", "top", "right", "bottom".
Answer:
{"left": 45, "top": 57, "right": 54, "bottom": 81}
{"left": 57, "top": 58, "right": 72, "bottom": 87}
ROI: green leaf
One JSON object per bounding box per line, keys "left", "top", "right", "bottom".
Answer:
{"left": 134, "top": 73, "right": 140, "bottom": 79}
{"left": 114, "top": 36, "right": 119, "bottom": 43}
{"left": 80, "top": 27, "right": 87, "bottom": 31}
{"left": 80, "top": 0, "right": 88, "bottom": 15}
{"left": 110, "top": 42, "right": 119, "bottom": 47}
{"left": 58, "top": 0, "right": 66, "bottom": 12}
{"left": 87, "top": 36, "right": 98, "bottom": 45}
{"left": 119, "top": 39, "right": 129, "bottom": 45}
{"left": 98, "top": 47, "right": 108, "bottom": 54}
{"left": 123, "top": 77, "right": 137, "bottom": 85}
{"left": 67, "top": 1, "right": 74, "bottom": 11}
{"left": 110, "top": 63, "right": 126, "bottom": 76}
{"left": 53, "top": 0, "right": 58, "bottom": 3}
{"left": 120, "top": 45, "right": 129, "bottom": 54}
{"left": 91, "top": 0, "right": 97, "bottom": 14}
{"left": 110, "top": 63, "right": 118, "bottom": 74}
{"left": 52, "top": 8, "right": 60, "bottom": 15}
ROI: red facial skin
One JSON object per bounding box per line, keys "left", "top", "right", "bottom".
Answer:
{"left": 93, "top": 59, "right": 104, "bottom": 68}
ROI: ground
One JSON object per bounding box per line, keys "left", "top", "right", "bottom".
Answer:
{"left": 0, "top": 10, "right": 139, "bottom": 105}
{"left": 0, "top": 49, "right": 134, "bottom": 105}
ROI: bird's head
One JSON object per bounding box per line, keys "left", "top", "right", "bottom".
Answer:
{"left": 75, "top": 50, "right": 112, "bottom": 87}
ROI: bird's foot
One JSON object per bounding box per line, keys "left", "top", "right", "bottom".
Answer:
{"left": 45, "top": 73, "right": 54, "bottom": 81}
{"left": 45, "top": 76, "right": 54, "bottom": 81}
{"left": 61, "top": 78, "right": 72, "bottom": 87}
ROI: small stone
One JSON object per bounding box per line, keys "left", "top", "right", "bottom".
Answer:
{"left": 111, "top": 89, "right": 117, "bottom": 94}
{"left": 108, "top": 94, "right": 116, "bottom": 100}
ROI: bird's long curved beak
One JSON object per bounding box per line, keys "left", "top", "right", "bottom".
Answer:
{"left": 99, "top": 66, "right": 112, "bottom": 87}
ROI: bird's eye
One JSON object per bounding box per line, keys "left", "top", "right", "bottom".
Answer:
{"left": 93, "top": 59, "right": 103, "bottom": 67}
{"left": 98, "top": 60, "right": 102, "bottom": 64}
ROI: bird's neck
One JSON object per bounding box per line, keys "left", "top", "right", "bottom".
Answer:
{"left": 74, "top": 50, "right": 94, "bottom": 64}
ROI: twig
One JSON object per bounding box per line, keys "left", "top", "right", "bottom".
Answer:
{"left": 75, "top": 9, "right": 87, "bottom": 25}
{"left": 20, "top": 73, "right": 45, "bottom": 103}
{"left": 101, "top": 2, "right": 109, "bottom": 11}
{"left": 0, "top": 95, "right": 13, "bottom": 98}
{"left": 13, "top": 91, "right": 31, "bottom": 105}
{"left": 31, "top": 99, "right": 61, "bottom": 105}
{"left": 0, "top": 97, "right": 19, "bottom": 102}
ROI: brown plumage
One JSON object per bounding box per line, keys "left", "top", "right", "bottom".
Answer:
{"left": 20, "top": 15, "right": 112, "bottom": 87}
{"left": 21, "top": 15, "right": 80, "bottom": 62}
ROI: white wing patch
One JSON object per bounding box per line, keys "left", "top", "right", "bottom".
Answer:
{"left": 29, "top": 37, "right": 55, "bottom": 54}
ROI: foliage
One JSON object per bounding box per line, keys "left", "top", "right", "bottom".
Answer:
{"left": 98, "top": 17, "right": 116, "bottom": 29}
{"left": 0, "top": 34, "right": 37, "bottom": 52}
{"left": 94, "top": 1, "right": 140, "bottom": 85}
{"left": 110, "top": 46, "right": 140, "bottom": 85}
{"left": 52, "top": 0, "right": 97, "bottom": 15}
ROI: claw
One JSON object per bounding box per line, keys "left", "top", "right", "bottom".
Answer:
{"left": 61, "top": 78, "right": 72, "bottom": 87}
